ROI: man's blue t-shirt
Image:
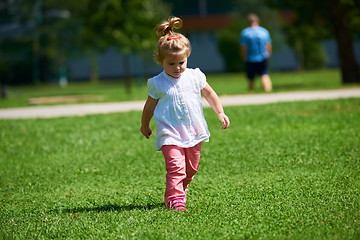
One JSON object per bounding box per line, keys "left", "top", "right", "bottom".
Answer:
{"left": 240, "top": 26, "right": 272, "bottom": 62}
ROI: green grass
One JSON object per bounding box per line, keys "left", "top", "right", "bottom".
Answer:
{"left": 1, "top": 98, "right": 359, "bottom": 239}
{"left": 1, "top": 69, "right": 357, "bottom": 108}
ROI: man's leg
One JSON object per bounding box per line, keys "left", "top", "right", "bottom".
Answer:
{"left": 261, "top": 74, "right": 272, "bottom": 92}
{"left": 248, "top": 79, "right": 255, "bottom": 91}
{"left": 260, "top": 60, "right": 272, "bottom": 92}
{"left": 246, "top": 62, "right": 256, "bottom": 91}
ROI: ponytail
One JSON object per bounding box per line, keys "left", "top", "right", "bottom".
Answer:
{"left": 156, "top": 17, "right": 183, "bottom": 37}
{"left": 155, "top": 16, "right": 191, "bottom": 64}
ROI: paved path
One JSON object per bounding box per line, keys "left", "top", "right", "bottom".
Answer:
{"left": 0, "top": 88, "right": 359, "bottom": 119}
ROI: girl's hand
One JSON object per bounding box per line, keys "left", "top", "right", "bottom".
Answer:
{"left": 140, "top": 126, "right": 153, "bottom": 138}
{"left": 218, "top": 113, "right": 230, "bottom": 129}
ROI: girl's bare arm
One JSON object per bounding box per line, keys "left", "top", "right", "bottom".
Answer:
{"left": 201, "top": 84, "right": 230, "bottom": 129}
{"left": 140, "top": 96, "right": 159, "bottom": 138}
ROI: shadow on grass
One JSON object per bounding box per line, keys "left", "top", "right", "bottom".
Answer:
{"left": 63, "top": 203, "right": 165, "bottom": 213}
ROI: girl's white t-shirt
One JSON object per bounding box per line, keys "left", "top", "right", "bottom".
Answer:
{"left": 148, "top": 68, "right": 210, "bottom": 150}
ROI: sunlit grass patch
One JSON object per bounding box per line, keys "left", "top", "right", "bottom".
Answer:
{"left": 1, "top": 98, "right": 359, "bottom": 239}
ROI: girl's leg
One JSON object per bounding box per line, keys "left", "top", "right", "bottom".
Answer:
{"left": 161, "top": 145, "right": 186, "bottom": 208}
{"left": 183, "top": 142, "right": 202, "bottom": 191}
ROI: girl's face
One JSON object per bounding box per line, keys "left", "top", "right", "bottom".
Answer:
{"left": 162, "top": 53, "right": 188, "bottom": 79}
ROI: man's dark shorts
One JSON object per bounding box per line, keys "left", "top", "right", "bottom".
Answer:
{"left": 246, "top": 60, "right": 269, "bottom": 80}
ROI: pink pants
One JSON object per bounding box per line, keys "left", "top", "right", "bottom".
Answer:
{"left": 161, "top": 142, "right": 202, "bottom": 208}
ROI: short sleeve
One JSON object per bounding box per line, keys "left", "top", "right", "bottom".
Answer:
{"left": 195, "top": 68, "right": 207, "bottom": 90}
{"left": 239, "top": 29, "right": 247, "bottom": 45}
{"left": 266, "top": 30, "right": 272, "bottom": 43}
{"left": 263, "top": 28, "right": 271, "bottom": 43}
{"left": 147, "top": 78, "right": 159, "bottom": 99}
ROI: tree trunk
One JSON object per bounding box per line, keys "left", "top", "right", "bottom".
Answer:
{"left": 123, "top": 54, "right": 132, "bottom": 94}
{"left": 326, "top": 0, "right": 360, "bottom": 84}
{"left": 88, "top": 52, "right": 99, "bottom": 84}
{"left": 295, "top": 40, "right": 304, "bottom": 71}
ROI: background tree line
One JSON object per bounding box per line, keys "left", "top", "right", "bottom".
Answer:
{"left": 0, "top": 0, "right": 359, "bottom": 88}
{"left": 0, "top": 0, "right": 169, "bottom": 86}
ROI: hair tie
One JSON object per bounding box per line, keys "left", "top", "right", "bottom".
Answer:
{"left": 167, "top": 35, "right": 182, "bottom": 40}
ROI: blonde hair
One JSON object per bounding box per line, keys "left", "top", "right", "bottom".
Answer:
{"left": 155, "top": 16, "right": 191, "bottom": 64}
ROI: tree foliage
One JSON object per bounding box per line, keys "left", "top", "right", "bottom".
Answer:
{"left": 77, "top": 0, "right": 169, "bottom": 83}
{"left": 0, "top": 0, "right": 169, "bottom": 84}
{"left": 267, "top": 0, "right": 360, "bottom": 83}
{"left": 78, "top": 0, "right": 169, "bottom": 54}
{"left": 217, "top": 18, "right": 247, "bottom": 72}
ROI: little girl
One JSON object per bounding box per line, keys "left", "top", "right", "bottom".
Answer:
{"left": 140, "top": 16, "right": 230, "bottom": 211}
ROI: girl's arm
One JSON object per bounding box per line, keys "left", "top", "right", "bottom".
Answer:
{"left": 140, "top": 96, "right": 159, "bottom": 138}
{"left": 201, "top": 84, "right": 230, "bottom": 129}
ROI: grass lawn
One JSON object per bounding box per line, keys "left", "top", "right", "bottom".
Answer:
{"left": 1, "top": 68, "right": 357, "bottom": 109}
{"left": 1, "top": 98, "right": 359, "bottom": 239}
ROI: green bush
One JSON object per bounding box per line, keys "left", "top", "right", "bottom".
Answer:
{"left": 216, "top": 18, "right": 247, "bottom": 72}
{"left": 303, "top": 40, "right": 327, "bottom": 69}
{"left": 286, "top": 26, "right": 327, "bottom": 70}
